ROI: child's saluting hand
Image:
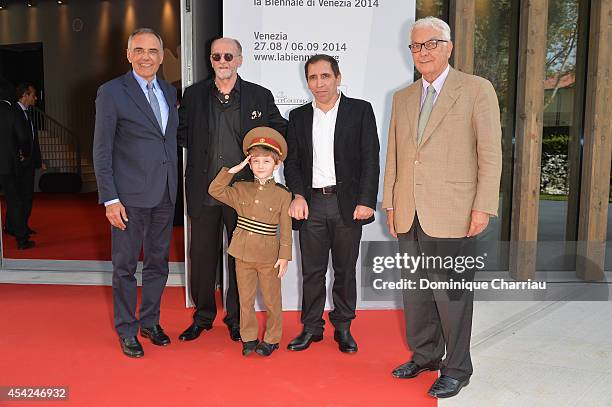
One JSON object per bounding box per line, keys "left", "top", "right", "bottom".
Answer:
{"left": 228, "top": 155, "right": 251, "bottom": 174}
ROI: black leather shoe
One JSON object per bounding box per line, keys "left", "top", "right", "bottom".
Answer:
{"left": 119, "top": 336, "right": 144, "bottom": 358}
{"left": 333, "top": 329, "right": 358, "bottom": 353}
{"left": 140, "top": 325, "right": 171, "bottom": 346}
{"left": 428, "top": 375, "right": 470, "bottom": 398}
{"left": 392, "top": 360, "right": 440, "bottom": 379}
{"left": 287, "top": 331, "right": 323, "bottom": 351}
{"left": 17, "top": 240, "right": 35, "bottom": 250}
{"left": 228, "top": 325, "right": 241, "bottom": 342}
{"left": 242, "top": 339, "right": 260, "bottom": 356}
{"left": 255, "top": 341, "right": 279, "bottom": 357}
{"left": 178, "top": 322, "right": 212, "bottom": 341}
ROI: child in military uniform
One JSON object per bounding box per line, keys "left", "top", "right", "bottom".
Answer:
{"left": 208, "top": 127, "right": 292, "bottom": 357}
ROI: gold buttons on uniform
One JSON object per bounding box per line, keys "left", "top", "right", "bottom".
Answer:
{"left": 258, "top": 186, "right": 263, "bottom": 191}
{"left": 254, "top": 200, "right": 259, "bottom": 204}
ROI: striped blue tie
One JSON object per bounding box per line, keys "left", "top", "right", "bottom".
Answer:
{"left": 147, "top": 82, "right": 163, "bottom": 131}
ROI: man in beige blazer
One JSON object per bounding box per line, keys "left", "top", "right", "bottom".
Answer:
{"left": 382, "top": 17, "right": 502, "bottom": 398}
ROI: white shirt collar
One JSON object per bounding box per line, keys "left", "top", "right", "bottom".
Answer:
{"left": 17, "top": 101, "right": 28, "bottom": 111}
{"left": 132, "top": 70, "right": 159, "bottom": 92}
{"left": 422, "top": 64, "right": 450, "bottom": 95}
{"left": 312, "top": 90, "right": 341, "bottom": 112}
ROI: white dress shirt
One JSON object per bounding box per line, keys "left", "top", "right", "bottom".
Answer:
{"left": 131, "top": 71, "right": 169, "bottom": 133}
{"left": 420, "top": 64, "right": 450, "bottom": 108}
{"left": 311, "top": 92, "right": 341, "bottom": 188}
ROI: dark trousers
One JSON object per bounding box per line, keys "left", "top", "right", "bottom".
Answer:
{"left": 398, "top": 215, "right": 474, "bottom": 381}
{"left": 111, "top": 188, "right": 174, "bottom": 338}
{"left": 298, "top": 192, "right": 362, "bottom": 335}
{"left": 2, "top": 164, "right": 34, "bottom": 238}
{"left": 189, "top": 204, "right": 240, "bottom": 327}
{"left": 21, "top": 164, "right": 35, "bottom": 227}
{"left": 0, "top": 173, "right": 29, "bottom": 243}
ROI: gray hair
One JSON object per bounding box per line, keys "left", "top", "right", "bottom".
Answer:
{"left": 127, "top": 28, "right": 164, "bottom": 50}
{"left": 211, "top": 37, "right": 243, "bottom": 56}
{"left": 410, "top": 16, "right": 452, "bottom": 42}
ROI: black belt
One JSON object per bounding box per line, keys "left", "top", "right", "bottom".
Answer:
{"left": 312, "top": 185, "right": 336, "bottom": 195}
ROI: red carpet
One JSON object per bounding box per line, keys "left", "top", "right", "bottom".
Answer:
{"left": 1, "top": 193, "right": 185, "bottom": 261}
{"left": 0, "top": 284, "right": 438, "bottom": 406}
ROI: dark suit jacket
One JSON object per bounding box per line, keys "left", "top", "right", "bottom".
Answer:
{"left": 12, "top": 103, "right": 41, "bottom": 169}
{"left": 177, "top": 76, "right": 287, "bottom": 218}
{"left": 0, "top": 101, "right": 23, "bottom": 176}
{"left": 93, "top": 71, "right": 179, "bottom": 208}
{"left": 284, "top": 94, "right": 380, "bottom": 229}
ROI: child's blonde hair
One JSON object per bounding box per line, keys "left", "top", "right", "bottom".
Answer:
{"left": 247, "top": 145, "right": 281, "bottom": 164}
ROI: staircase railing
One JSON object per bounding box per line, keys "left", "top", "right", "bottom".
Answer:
{"left": 30, "top": 105, "right": 81, "bottom": 176}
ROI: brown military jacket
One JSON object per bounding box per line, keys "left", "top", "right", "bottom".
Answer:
{"left": 208, "top": 167, "right": 293, "bottom": 263}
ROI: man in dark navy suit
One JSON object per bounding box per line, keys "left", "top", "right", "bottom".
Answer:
{"left": 93, "top": 28, "right": 179, "bottom": 358}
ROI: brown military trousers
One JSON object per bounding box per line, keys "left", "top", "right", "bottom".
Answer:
{"left": 235, "top": 259, "right": 282, "bottom": 344}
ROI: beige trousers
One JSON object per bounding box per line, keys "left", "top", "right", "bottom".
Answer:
{"left": 235, "top": 259, "right": 282, "bottom": 344}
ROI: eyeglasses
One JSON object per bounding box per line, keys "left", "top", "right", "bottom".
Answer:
{"left": 131, "top": 48, "right": 160, "bottom": 57}
{"left": 211, "top": 53, "right": 239, "bottom": 62}
{"left": 408, "top": 39, "right": 448, "bottom": 53}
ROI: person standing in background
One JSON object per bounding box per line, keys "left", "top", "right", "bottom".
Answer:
{"left": 10, "top": 83, "right": 42, "bottom": 237}
{"left": 1, "top": 84, "right": 35, "bottom": 249}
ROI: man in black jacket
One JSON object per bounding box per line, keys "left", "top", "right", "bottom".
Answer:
{"left": 284, "top": 54, "right": 380, "bottom": 353}
{"left": 177, "top": 37, "right": 287, "bottom": 342}
{"left": 11, "top": 83, "right": 43, "bottom": 236}
{"left": 0, "top": 84, "right": 35, "bottom": 249}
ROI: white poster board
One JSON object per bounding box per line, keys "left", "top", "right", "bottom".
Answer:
{"left": 223, "top": 0, "right": 416, "bottom": 310}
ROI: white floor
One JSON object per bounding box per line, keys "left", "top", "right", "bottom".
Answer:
{"left": 441, "top": 300, "right": 612, "bottom": 407}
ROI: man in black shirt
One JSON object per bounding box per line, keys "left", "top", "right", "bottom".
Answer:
{"left": 178, "top": 37, "right": 287, "bottom": 342}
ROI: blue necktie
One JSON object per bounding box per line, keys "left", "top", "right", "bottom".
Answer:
{"left": 147, "top": 82, "right": 163, "bottom": 131}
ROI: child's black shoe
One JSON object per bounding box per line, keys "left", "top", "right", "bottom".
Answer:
{"left": 255, "top": 341, "right": 279, "bottom": 357}
{"left": 242, "top": 339, "right": 259, "bottom": 356}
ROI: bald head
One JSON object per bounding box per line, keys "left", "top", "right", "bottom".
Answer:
{"left": 210, "top": 37, "right": 243, "bottom": 81}
{"left": 211, "top": 37, "right": 242, "bottom": 56}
